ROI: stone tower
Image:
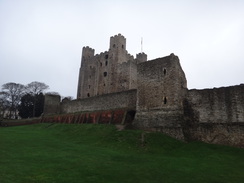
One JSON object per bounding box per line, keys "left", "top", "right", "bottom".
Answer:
{"left": 77, "top": 34, "right": 147, "bottom": 99}
{"left": 77, "top": 46, "right": 95, "bottom": 99}
{"left": 133, "top": 54, "right": 187, "bottom": 140}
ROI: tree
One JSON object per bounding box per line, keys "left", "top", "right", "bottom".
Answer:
{"left": 26, "top": 81, "right": 49, "bottom": 95}
{"left": 25, "top": 81, "right": 49, "bottom": 117}
{"left": 1, "top": 82, "right": 25, "bottom": 119}
{"left": 0, "top": 93, "right": 11, "bottom": 118}
{"left": 18, "top": 94, "right": 34, "bottom": 118}
{"left": 18, "top": 93, "right": 45, "bottom": 118}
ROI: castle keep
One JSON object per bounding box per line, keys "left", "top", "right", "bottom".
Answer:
{"left": 43, "top": 34, "right": 244, "bottom": 148}
{"left": 77, "top": 34, "right": 147, "bottom": 99}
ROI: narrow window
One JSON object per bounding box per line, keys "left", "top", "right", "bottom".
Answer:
{"left": 105, "top": 60, "right": 108, "bottom": 66}
{"left": 122, "top": 45, "right": 124, "bottom": 49}
{"left": 104, "top": 72, "right": 107, "bottom": 77}
{"left": 104, "top": 83, "right": 106, "bottom": 86}
{"left": 164, "top": 97, "right": 167, "bottom": 104}
{"left": 105, "top": 54, "right": 108, "bottom": 59}
{"left": 87, "top": 93, "right": 90, "bottom": 97}
{"left": 100, "top": 62, "right": 102, "bottom": 67}
{"left": 163, "top": 68, "right": 167, "bottom": 75}
{"left": 113, "top": 44, "right": 116, "bottom": 48}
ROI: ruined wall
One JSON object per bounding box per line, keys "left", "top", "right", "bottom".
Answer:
{"left": 183, "top": 84, "right": 244, "bottom": 147}
{"left": 54, "top": 33, "right": 244, "bottom": 147}
{"left": 133, "top": 54, "right": 187, "bottom": 140}
{"left": 77, "top": 46, "right": 95, "bottom": 98}
{"left": 61, "top": 89, "right": 137, "bottom": 114}
{"left": 43, "top": 94, "right": 61, "bottom": 115}
{"left": 187, "top": 85, "right": 244, "bottom": 123}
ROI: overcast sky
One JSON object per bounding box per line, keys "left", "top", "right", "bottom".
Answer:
{"left": 0, "top": 0, "right": 243, "bottom": 98}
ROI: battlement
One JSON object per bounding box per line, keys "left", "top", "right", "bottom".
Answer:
{"left": 82, "top": 46, "right": 95, "bottom": 58}
{"left": 111, "top": 33, "right": 125, "bottom": 39}
{"left": 49, "top": 33, "right": 244, "bottom": 148}
{"left": 110, "top": 33, "right": 126, "bottom": 50}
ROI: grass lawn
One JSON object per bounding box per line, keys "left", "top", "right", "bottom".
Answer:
{"left": 0, "top": 123, "right": 244, "bottom": 183}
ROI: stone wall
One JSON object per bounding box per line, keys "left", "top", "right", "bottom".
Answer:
{"left": 133, "top": 54, "right": 187, "bottom": 140}
{"left": 43, "top": 94, "right": 61, "bottom": 115}
{"left": 61, "top": 89, "right": 137, "bottom": 114}
{"left": 187, "top": 84, "right": 244, "bottom": 123}
{"left": 183, "top": 84, "right": 244, "bottom": 147}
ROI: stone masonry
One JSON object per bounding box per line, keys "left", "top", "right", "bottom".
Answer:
{"left": 77, "top": 34, "right": 147, "bottom": 99}
{"left": 43, "top": 34, "right": 244, "bottom": 147}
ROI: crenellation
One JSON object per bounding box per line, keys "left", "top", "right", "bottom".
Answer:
{"left": 77, "top": 34, "right": 141, "bottom": 99}
{"left": 46, "top": 34, "right": 244, "bottom": 148}
{"left": 82, "top": 46, "right": 95, "bottom": 57}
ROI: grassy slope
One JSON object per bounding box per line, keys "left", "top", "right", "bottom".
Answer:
{"left": 0, "top": 123, "right": 243, "bottom": 183}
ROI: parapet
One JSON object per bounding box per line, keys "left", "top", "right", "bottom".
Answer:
{"left": 110, "top": 33, "right": 126, "bottom": 50}
{"left": 82, "top": 46, "right": 95, "bottom": 58}
{"left": 111, "top": 33, "right": 125, "bottom": 39}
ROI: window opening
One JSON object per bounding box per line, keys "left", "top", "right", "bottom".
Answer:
{"left": 105, "top": 60, "right": 108, "bottom": 66}
{"left": 105, "top": 54, "right": 108, "bottom": 59}
{"left": 87, "top": 93, "right": 90, "bottom": 97}
{"left": 163, "top": 97, "right": 167, "bottom": 104}
{"left": 163, "top": 68, "right": 167, "bottom": 75}
{"left": 113, "top": 44, "right": 116, "bottom": 48}
{"left": 122, "top": 45, "right": 124, "bottom": 49}
{"left": 104, "top": 72, "right": 107, "bottom": 77}
{"left": 100, "top": 62, "right": 102, "bottom": 67}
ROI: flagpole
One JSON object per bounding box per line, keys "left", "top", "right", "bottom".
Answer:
{"left": 141, "top": 37, "right": 143, "bottom": 53}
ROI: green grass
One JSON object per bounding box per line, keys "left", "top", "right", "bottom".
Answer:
{"left": 0, "top": 123, "right": 243, "bottom": 183}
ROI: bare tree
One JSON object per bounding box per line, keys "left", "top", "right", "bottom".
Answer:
{"left": 25, "top": 81, "right": 49, "bottom": 117}
{"left": 1, "top": 82, "right": 25, "bottom": 119}
{"left": 26, "top": 81, "right": 49, "bottom": 95}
